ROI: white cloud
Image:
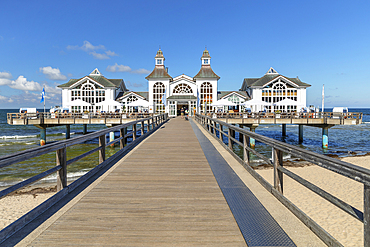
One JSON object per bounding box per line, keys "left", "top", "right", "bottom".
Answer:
{"left": 0, "top": 71, "right": 12, "bottom": 79}
{"left": 0, "top": 95, "right": 8, "bottom": 101}
{"left": 131, "top": 68, "right": 151, "bottom": 74}
{"left": 9, "top": 76, "right": 43, "bottom": 92}
{"left": 0, "top": 78, "right": 11, "bottom": 86}
{"left": 106, "top": 64, "right": 150, "bottom": 75}
{"left": 107, "top": 63, "right": 132, "bottom": 72}
{"left": 67, "top": 41, "right": 117, "bottom": 60}
{"left": 90, "top": 51, "right": 110, "bottom": 60}
{"left": 40, "top": 66, "right": 67, "bottom": 80}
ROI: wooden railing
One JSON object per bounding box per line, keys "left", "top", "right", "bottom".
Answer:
{"left": 208, "top": 111, "right": 363, "bottom": 123}
{"left": 0, "top": 113, "right": 168, "bottom": 243}
{"left": 195, "top": 113, "right": 370, "bottom": 247}
{"left": 7, "top": 112, "right": 157, "bottom": 124}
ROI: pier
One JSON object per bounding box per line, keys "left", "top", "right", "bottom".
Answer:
{"left": 1, "top": 114, "right": 369, "bottom": 246}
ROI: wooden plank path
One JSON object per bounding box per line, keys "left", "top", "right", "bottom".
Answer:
{"left": 27, "top": 117, "right": 246, "bottom": 246}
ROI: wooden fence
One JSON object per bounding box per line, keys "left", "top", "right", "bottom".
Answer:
{"left": 0, "top": 114, "right": 168, "bottom": 244}
{"left": 195, "top": 113, "right": 370, "bottom": 247}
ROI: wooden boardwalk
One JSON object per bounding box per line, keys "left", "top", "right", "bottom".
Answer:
{"left": 26, "top": 117, "right": 246, "bottom": 246}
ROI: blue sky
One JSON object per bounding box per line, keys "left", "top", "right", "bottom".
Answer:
{"left": 0, "top": 0, "right": 369, "bottom": 109}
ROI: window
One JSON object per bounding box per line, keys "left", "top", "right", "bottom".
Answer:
{"left": 157, "top": 59, "right": 162, "bottom": 65}
{"left": 173, "top": 83, "right": 193, "bottom": 94}
{"left": 153, "top": 82, "right": 165, "bottom": 113}
{"left": 200, "top": 82, "right": 212, "bottom": 113}
{"left": 204, "top": 59, "right": 208, "bottom": 64}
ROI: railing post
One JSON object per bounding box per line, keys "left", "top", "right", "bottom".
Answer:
{"left": 56, "top": 145, "right": 67, "bottom": 191}
{"left": 141, "top": 120, "right": 145, "bottom": 135}
{"left": 99, "top": 134, "right": 106, "bottom": 164}
{"left": 120, "top": 127, "right": 126, "bottom": 149}
{"left": 133, "top": 123, "right": 137, "bottom": 141}
{"left": 364, "top": 184, "right": 370, "bottom": 247}
{"left": 228, "top": 127, "right": 233, "bottom": 150}
{"left": 273, "top": 148, "right": 284, "bottom": 194}
{"left": 219, "top": 124, "right": 223, "bottom": 143}
{"left": 243, "top": 134, "right": 250, "bottom": 166}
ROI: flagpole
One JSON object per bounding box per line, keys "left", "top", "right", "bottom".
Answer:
{"left": 322, "top": 84, "right": 324, "bottom": 113}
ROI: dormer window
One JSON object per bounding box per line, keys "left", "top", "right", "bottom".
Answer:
{"left": 157, "top": 59, "right": 162, "bottom": 65}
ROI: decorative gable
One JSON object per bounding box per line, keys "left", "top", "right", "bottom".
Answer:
{"left": 90, "top": 68, "right": 102, "bottom": 76}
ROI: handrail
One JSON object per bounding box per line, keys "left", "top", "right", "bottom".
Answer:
{"left": 195, "top": 113, "right": 369, "bottom": 247}
{"left": 0, "top": 114, "right": 168, "bottom": 198}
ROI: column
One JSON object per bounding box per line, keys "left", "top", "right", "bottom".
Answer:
{"left": 40, "top": 128, "right": 46, "bottom": 146}
{"left": 250, "top": 126, "right": 256, "bottom": 148}
{"left": 83, "top": 124, "right": 87, "bottom": 135}
{"left": 65, "top": 125, "right": 70, "bottom": 139}
{"left": 110, "top": 131, "right": 115, "bottom": 147}
{"left": 322, "top": 127, "right": 329, "bottom": 148}
{"left": 282, "top": 124, "right": 286, "bottom": 137}
{"left": 299, "top": 125, "right": 304, "bottom": 143}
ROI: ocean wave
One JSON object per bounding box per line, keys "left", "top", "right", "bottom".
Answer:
{"left": 0, "top": 134, "right": 37, "bottom": 139}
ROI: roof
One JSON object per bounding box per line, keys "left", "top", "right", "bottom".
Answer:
{"left": 218, "top": 91, "right": 250, "bottom": 100}
{"left": 145, "top": 67, "right": 172, "bottom": 80}
{"left": 167, "top": 95, "right": 197, "bottom": 100}
{"left": 194, "top": 66, "right": 220, "bottom": 80}
{"left": 240, "top": 74, "right": 311, "bottom": 90}
{"left": 58, "top": 75, "right": 123, "bottom": 88}
{"left": 116, "top": 91, "right": 148, "bottom": 100}
{"left": 155, "top": 49, "right": 164, "bottom": 59}
{"left": 201, "top": 48, "right": 211, "bottom": 59}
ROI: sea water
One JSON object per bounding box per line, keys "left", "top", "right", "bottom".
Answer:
{"left": 0, "top": 108, "right": 369, "bottom": 187}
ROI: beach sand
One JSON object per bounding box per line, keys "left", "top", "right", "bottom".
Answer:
{"left": 257, "top": 155, "right": 370, "bottom": 246}
{"left": 0, "top": 185, "right": 56, "bottom": 230}
{"left": 0, "top": 156, "right": 369, "bottom": 246}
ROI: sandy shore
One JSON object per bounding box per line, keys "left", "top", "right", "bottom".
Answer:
{"left": 257, "top": 155, "right": 370, "bottom": 246}
{"left": 0, "top": 185, "right": 56, "bottom": 230}
{"left": 0, "top": 155, "right": 369, "bottom": 246}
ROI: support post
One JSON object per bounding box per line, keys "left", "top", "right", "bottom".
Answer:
{"left": 40, "top": 128, "right": 46, "bottom": 146}
{"left": 109, "top": 131, "right": 115, "bottom": 147}
{"left": 243, "top": 134, "right": 250, "bottom": 166}
{"left": 239, "top": 125, "right": 243, "bottom": 143}
{"left": 133, "top": 124, "right": 137, "bottom": 141}
{"left": 141, "top": 121, "right": 145, "bottom": 135}
{"left": 250, "top": 127, "right": 256, "bottom": 148}
{"left": 322, "top": 127, "right": 329, "bottom": 149}
{"left": 219, "top": 124, "right": 223, "bottom": 143}
{"left": 273, "top": 148, "right": 284, "bottom": 194}
{"left": 228, "top": 127, "right": 233, "bottom": 150}
{"left": 299, "top": 125, "right": 304, "bottom": 143}
{"left": 282, "top": 124, "right": 286, "bottom": 137}
{"left": 120, "top": 128, "right": 125, "bottom": 149}
{"left": 65, "top": 125, "right": 70, "bottom": 139}
{"left": 364, "top": 184, "right": 370, "bottom": 247}
{"left": 99, "top": 134, "right": 105, "bottom": 164}
{"left": 56, "top": 145, "right": 67, "bottom": 191}
{"left": 83, "top": 124, "right": 87, "bottom": 135}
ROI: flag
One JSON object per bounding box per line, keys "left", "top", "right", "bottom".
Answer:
{"left": 162, "top": 89, "right": 166, "bottom": 107}
{"left": 40, "top": 88, "right": 45, "bottom": 103}
{"left": 321, "top": 84, "right": 324, "bottom": 112}
{"left": 197, "top": 89, "right": 200, "bottom": 107}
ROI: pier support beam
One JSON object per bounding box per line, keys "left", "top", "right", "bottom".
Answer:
{"left": 282, "top": 124, "right": 286, "bottom": 137}
{"left": 65, "top": 125, "right": 70, "bottom": 139}
{"left": 322, "top": 127, "right": 329, "bottom": 149}
{"left": 83, "top": 124, "right": 87, "bottom": 135}
{"left": 250, "top": 127, "right": 256, "bottom": 148}
{"left": 40, "top": 128, "right": 46, "bottom": 146}
{"left": 110, "top": 131, "right": 115, "bottom": 147}
{"left": 298, "top": 125, "right": 304, "bottom": 143}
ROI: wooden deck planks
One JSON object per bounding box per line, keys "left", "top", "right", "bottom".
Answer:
{"left": 28, "top": 117, "right": 246, "bottom": 246}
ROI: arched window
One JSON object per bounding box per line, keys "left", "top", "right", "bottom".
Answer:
{"left": 80, "top": 82, "right": 95, "bottom": 105}
{"left": 200, "top": 82, "right": 212, "bottom": 113}
{"left": 153, "top": 82, "right": 165, "bottom": 113}
{"left": 126, "top": 95, "right": 138, "bottom": 113}
{"left": 173, "top": 83, "right": 193, "bottom": 94}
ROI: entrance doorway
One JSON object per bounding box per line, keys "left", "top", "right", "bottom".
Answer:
{"left": 177, "top": 103, "right": 188, "bottom": 116}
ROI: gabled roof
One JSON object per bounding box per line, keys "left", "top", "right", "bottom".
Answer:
{"left": 240, "top": 74, "right": 310, "bottom": 90}
{"left": 58, "top": 75, "right": 123, "bottom": 88}
{"left": 194, "top": 66, "right": 220, "bottom": 80}
{"left": 145, "top": 67, "right": 172, "bottom": 80}
{"left": 116, "top": 91, "right": 148, "bottom": 100}
{"left": 218, "top": 91, "right": 250, "bottom": 100}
